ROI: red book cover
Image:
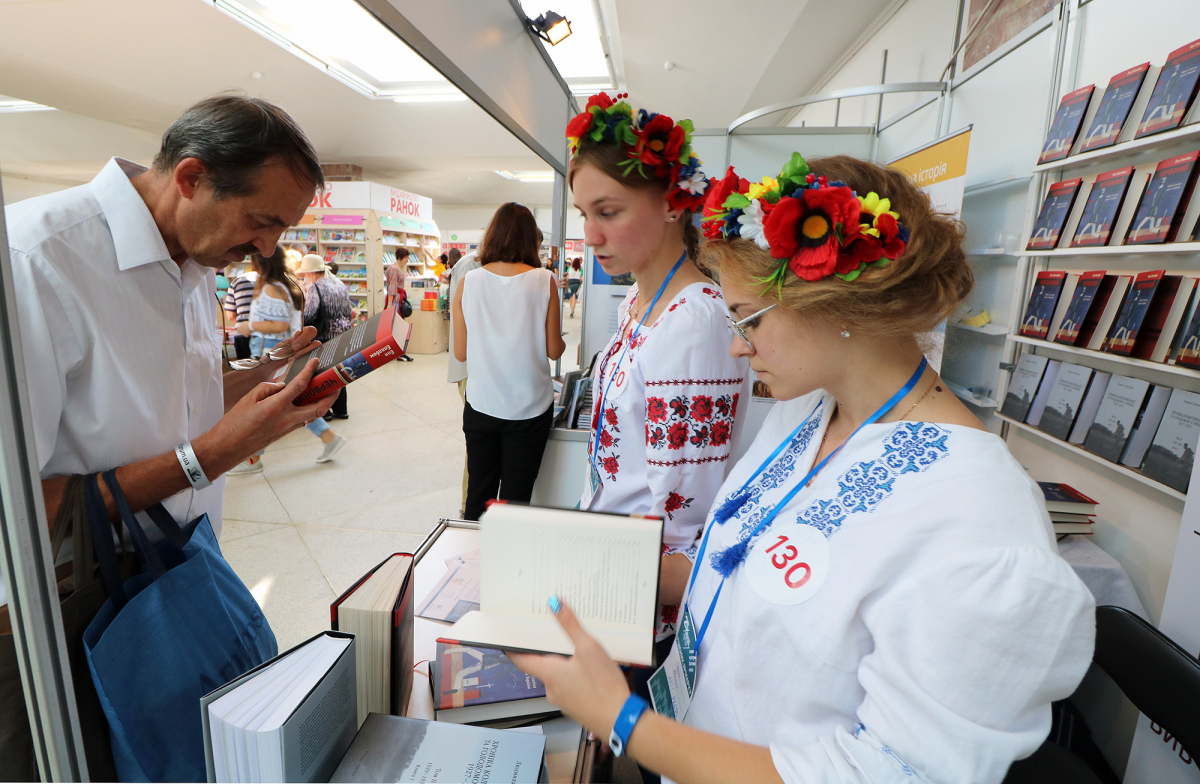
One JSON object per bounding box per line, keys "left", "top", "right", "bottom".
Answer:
{"left": 1125, "top": 151, "right": 1200, "bottom": 244}
{"left": 273, "top": 307, "right": 413, "bottom": 405}
{"left": 330, "top": 553, "right": 415, "bottom": 716}
{"left": 1073, "top": 274, "right": 1120, "bottom": 348}
{"left": 1136, "top": 39, "right": 1200, "bottom": 138}
{"left": 1131, "top": 275, "right": 1182, "bottom": 359}
{"left": 1105, "top": 270, "right": 1166, "bottom": 355}
{"left": 1039, "top": 85, "right": 1096, "bottom": 164}
{"left": 1080, "top": 63, "right": 1152, "bottom": 152}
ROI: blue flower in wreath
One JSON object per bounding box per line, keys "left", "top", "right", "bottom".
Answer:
{"left": 635, "top": 108, "right": 659, "bottom": 131}
{"left": 677, "top": 155, "right": 701, "bottom": 181}
{"left": 723, "top": 208, "right": 744, "bottom": 238}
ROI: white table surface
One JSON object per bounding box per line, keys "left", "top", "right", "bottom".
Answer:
{"left": 1057, "top": 534, "right": 1147, "bottom": 618}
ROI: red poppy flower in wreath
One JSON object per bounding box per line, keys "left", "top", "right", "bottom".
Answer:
{"left": 691, "top": 395, "right": 714, "bottom": 422}
{"left": 704, "top": 167, "right": 749, "bottom": 220}
{"left": 565, "top": 111, "right": 594, "bottom": 141}
{"left": 874, "top": 212, "right": 907, "bottom": 258}
{"left": 586, "top": 92, "right": 615, "bottom": 112}
{"left": 601, "top": 455, "right": 620, "bottom": 478}
{"left": 646, "top": 397, "right": 668, "bottom": 423}
{"left": 763, "top": 186, "right": 862, "bottom": 282}
{"left": 667, "top": 421, "right": 689, "bottom": 450}
{"left": 633, "top": 114, "right": 685, "bottom": 176}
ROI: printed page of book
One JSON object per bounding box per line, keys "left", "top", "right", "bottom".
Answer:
{"left": 449, "top": 504, "right": 662, "bottom": 665}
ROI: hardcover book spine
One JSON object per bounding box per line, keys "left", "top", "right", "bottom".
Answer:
{"left": 293, "top": 337, "right": 402, "bottom": 406}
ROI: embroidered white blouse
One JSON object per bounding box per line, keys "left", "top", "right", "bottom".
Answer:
{"left": 680, "top": 390, "right": 1096, "bottom": 784}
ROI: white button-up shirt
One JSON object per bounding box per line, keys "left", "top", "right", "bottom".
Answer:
{"left": 5, "top": 157, "right": 226, "bottom": 561}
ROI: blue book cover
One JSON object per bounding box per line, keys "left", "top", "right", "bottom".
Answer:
{"left": 433, "top": 641, "right": 546, "bottom": 710}
{"left": 1019, "top": 271, "right": 1068, "bottom": 339}
{"left": 1038, "top": 85, "right": 1094, "bottom": 164}
{"left": 1136, "top": 39, "right": 1200, "bottom": 138}
{"left": 1055, "top": 270, "right": 1107, "bottom": 344}
{"left": 1081, "top": 63, "right": 1151, "bottom": 151}
{"left": 1072, "top": 168, "right": 1134, "bottom": 247}
{"left": 1105, "top": 270, "right": 1164, "bottom": 355}
{"left": 1126, "top": 152, "right": 1200, "bottom": 244}
{"left": 1027, "top": 179, "right": 1083, "bottom": 250}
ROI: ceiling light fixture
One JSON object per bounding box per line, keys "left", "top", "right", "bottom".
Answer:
{"left": 393, "top": 93, "right": 467, "bottom": 103}
{"left": 528, "top": 10, "right": 572, "bottom": 46}
{"left": 495, "top": 170, "right": 556, "bottom": 183}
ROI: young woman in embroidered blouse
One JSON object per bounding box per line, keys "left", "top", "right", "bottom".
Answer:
{"left": 568, "top": 95, "right": 748, "bottom": 639}
{"left": 513, "top": 154, "right": 1096, "bottom": 784}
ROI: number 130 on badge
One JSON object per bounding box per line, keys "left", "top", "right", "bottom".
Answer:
{"left": 746, "top": 523, "right": 830, "bottom": 605}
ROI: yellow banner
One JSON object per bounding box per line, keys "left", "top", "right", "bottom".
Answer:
{"left": 889, "top": 129, "right": 972, "bottom": 187}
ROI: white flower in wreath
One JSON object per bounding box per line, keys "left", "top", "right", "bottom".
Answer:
{"left": 677, "top": 168, "right": 708, "bottom": 196}
{"left": 737, "top": 199, "right": 771, "bottom": 250}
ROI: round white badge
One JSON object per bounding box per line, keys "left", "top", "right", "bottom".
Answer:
{"left": 745, "top": 522, "right": 830, "bottom": 605}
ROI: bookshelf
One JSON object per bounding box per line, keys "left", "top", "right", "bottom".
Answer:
{"left": 1032, "top": 119, "right": 1200, "bottom": 174}
{"left": 1025, "top": 241, "right": 1200, "bottom": 258}
{"left": 996, "top": 414, "right": 1185, "bottom": 502}
{"left": 1009, "top": 335, "right": 1200, "bottom": 382}
{"left": 949, "top": 321, "right": 1010, "bottom": 336}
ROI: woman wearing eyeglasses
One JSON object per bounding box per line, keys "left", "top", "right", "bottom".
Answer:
{"left": 513, "top": 153, "right": 1095, "bottom": 784}
{"left": 567, "top": 94, "right": 748, "bottom": 643}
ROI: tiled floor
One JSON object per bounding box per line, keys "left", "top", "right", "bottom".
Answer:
{"left": 221, "top": 310, "right": 583, "bottom": 651}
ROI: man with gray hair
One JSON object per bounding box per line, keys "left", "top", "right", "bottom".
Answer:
{"left": 4, "top": 93, "right": 330, "bottom": 565}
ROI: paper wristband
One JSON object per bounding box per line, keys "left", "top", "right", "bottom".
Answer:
{"left": 174, "top": 442, "right": 212, "bottom": 490}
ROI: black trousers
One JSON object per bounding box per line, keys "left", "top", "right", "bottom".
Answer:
{"left": 233, "top": 333, "right": 251, "bottom": 360}
{"left": 462, "top": 401, "right": 553, "bottom": 521}
{"left": 330, "top": 387, "right": 348, "bottom": 418}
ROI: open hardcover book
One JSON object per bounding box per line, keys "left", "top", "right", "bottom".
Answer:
{"left": 445, "top": 504, "right": 663, "bottom": 667}
{"left": 272, "top": 306, "right": 412, "bottom": 405}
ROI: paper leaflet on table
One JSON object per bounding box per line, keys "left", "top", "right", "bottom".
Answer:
{"left": 416, "top": 549, "right": 481, "bottom": 622}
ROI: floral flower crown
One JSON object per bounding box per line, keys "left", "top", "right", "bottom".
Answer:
{"left": 701, "top": 152, "right": 909, "bottom": 283}
{"left": 566, "top": 92, "right": 710, "bottom": 212}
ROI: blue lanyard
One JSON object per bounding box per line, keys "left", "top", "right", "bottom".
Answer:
{"left": 686, "top": 356, "right": 929, "bottom": 648}
{"left": 590, "top": 250, "right": 687, "bottom": 477}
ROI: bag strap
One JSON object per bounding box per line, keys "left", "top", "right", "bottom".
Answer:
{"left": 84, "top": 474, "right": 128, "bottom": 610}
{"left": 50, "top": 475, "right": 99, "bottom": 593}
{"left": 99, "top": 470, "right": 173, "bottom": 579}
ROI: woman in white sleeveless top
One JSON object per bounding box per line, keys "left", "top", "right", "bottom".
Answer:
{"left": 453, "top": 202, "right": 566, "bottom": 519}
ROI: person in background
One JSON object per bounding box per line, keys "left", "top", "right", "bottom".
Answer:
{"left": 296, "top": 254, "right": 350, "bottom": 462}
{"left": 447, "top": 248, "right": 482, "bottom": 515}
{"left": 440, "top": 247, "right": 461, "bottom": 285}
{"left": 453, "top": 204, "right": 565, "bottom": 520}
{"left": 567, "top": 94, "right": 748, "bottom": 649}
{"left": 247, "top": 244, "right": 303, "bottom": 359}
{"left": 565, "top": 256, "right": 582, "bottom": 317}
{"left": 223, "top": 263, "right": 257, "bottom": 360}
{"left": 512, "top": 152, "right": 1095, "bottom": 784}
{"left": 433, "top": 252, "right": 448, "bottom": 277}
{"left": 215, "top": 267, "right": 230, "bottom": 301}
{"left": 385, "top": 247, "right": 409, "bottom": 308}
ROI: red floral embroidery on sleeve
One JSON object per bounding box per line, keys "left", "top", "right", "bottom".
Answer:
{"left": 601, "top": 455, "right": 620, "bottom": 479}
{"left": 667, "top": 421, "right": 690, "bottom": 449}
{"left": 647, "top": 397, "right": 668, "bottom": 423}
{"left": 691, "top": 395, "right": 714, "bottom": 422}
{"left": 663, "top": 491, "right": 694, "bottom": 520}
{"left": 710, "top": 420, "right": 731, "bottom": 446}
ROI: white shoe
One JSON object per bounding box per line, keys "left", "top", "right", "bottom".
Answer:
{"left": 317, "top": 435, "right": 347, "bottom": 463}
{"left": 229, "top": 457, "right": 263, "bottom": 475}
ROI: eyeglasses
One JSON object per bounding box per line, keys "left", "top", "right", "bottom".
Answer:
{"left": 228, "top": 342, "right": 298, "bottom": 371}
{"left": 726, "top": 304, "right": 777, "bottom": 350}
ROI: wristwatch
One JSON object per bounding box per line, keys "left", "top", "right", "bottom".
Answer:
{"left": 609, "top": 694, "right": 649, "bottom": 757}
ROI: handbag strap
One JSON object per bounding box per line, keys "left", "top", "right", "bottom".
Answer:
{"left": 50, "top": 475, "right": 99, "bottom": 593}
{"left": 84, "top": 474, "right": 129, "bottom": 610}
{"left": 99, "top": 470, "right": 176, "bottom": 578}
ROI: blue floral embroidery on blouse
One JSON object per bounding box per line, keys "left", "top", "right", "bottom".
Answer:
{"left": 797, "top": 422, "right": 950, "bottom": 536}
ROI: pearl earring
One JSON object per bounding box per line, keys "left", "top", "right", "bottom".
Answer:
{"left": 669, "top": 215, "right": 678, "bottom": 222}
{"left": 840, "top": 328, "right": 851, "bottom": 338}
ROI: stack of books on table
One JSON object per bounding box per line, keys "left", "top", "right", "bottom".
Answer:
{"left": 430, "top": 640, "right": 557, "bottom": 726}
{"left": 1038, "top": 482, "right": 1098, "bottom": 536}
{"left": 1002, "top": 354, "right": 1200, "bottom": 492}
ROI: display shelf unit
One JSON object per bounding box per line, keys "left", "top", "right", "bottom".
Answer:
{"left": 1025, "top": 241, "right": 1200, "bottom": 257}
{"left": 996, "top": 414, "right": 1185, "bottom": 502}
{"left": 949, "top": 321, "right": 1010, "bottom": 336}
{"left": 1032, "top": 119, "right": 1200, "bottom": 174}
{"left": 945, "top": 379, "right": 999, "bottom": 409}
{"left": 1009, "top": 335, "right": 1200, "bottom": 381}
{"left": 967, "top": 248, "right": 1020, "bottom": 257}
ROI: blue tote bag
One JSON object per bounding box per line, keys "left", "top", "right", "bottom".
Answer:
{"left": 82, "top": 470, "right": 277, "bottom": 782}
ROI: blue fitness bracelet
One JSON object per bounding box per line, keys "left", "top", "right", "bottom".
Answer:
{"left": 609, "top": 694, "right": 649, "bottom": 757}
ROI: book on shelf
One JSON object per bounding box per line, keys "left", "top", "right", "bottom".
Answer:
{"left": 271, "top": 306, "right": 413, "bottom": 405}
{"left": 1038, "top": 482, "right": 1099, "bottom": 515}
{"left": 1025, "top": 360, "right": 1062, "bottom": 427}
{"left": 1083, "top": 275, "right": 1132, "bottom": 350}
{"left": 1054, "top": 271, "right": 1108, "bottom": 344}
{"left": 323, "top": 246, "right": 338, "bottom": 263}
{"left": 1125, "top": 152, "right": 1200, "bottom": 244}
{"left": 1133, "top": 276, "right": 1196, "bottom": 361}
{"left": 1045, "top": 273, "right": 1082, "bottom": 342}
{"left": 445, "top": 503, "right": 663, "bottom": 666}
{"left": 1027, "top": 179, "right": 1084, "bottom": 250}
{"left": 329, "top": 713, "right": 546, "bottom": 784}
{"left": 1080, "top": 63, "right": 1152, "bottom": 152}
{"left": 331, "top": 553, "right": 415, "bottom": 728}
{"left": 1054, "top": 521, "right": 1095, "bottom": 535}
{"left": 1001, "top": 354, "right": 1051, "bottom": 422}
{"left": 1019, "top": 270, "right": 1069, "bottom": 338}
{"left": 1104, "top": 270, "right": 1166, "bottom": 355}
{"left": 1120, "top": 385, "right": 1173, "bottom": 468}
{"left": 1037, "top": 363, "right": 1096, "bottom": 441}
{"left": 1038, "top": 85, "right": 1096, "bottom": 164}
{"left": 201, "top": 631, "right": 357, "bottom": 784}
{"left": 1084, "top": 375, "right": 1153, "bottom": 462}
{"left": 430, "top": 640, "right": 557, "bottom": 725}
{"left": 1135, "top": 38, "right": 1200, "bottom": 138}
{"left": 1141, "top": 388, "right": 1200, "bottom": 492}
{"left": 1069, "top": 371, "right": 1112, "bottom": 445}
{"left": 1071, "top": 168, "right": 1135, "bottom": 247}
{"left": 1173, "top": 298, "right": 1200, "bottom": 366}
